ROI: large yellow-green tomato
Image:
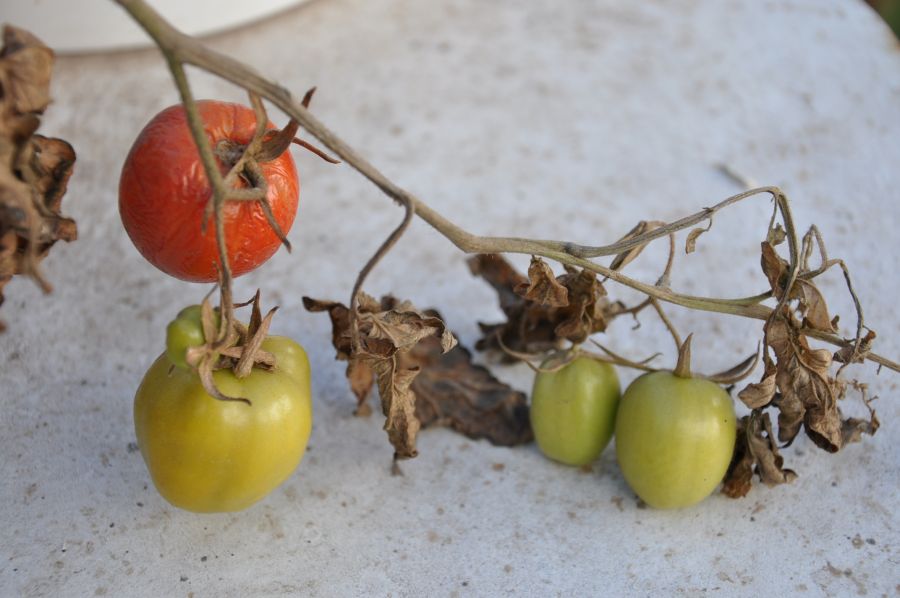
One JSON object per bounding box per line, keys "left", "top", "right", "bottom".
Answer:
{"left": 614, "top": 371, "right": 736, "bottom": 509}
{"left": 133, "top": 336, "right": 312, "bottom": 513}
{"left": 530, "top": 357, "right": 621, "bottom": 466}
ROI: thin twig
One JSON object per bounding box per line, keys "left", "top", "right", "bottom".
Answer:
{"left": 348, "top": 198, "right": 416, "bottom": 351}
{"left": 650, "top": 298, "right": 682, "bottom": 352}
{"left": 162, "top": 56, "right": 235, "bottom": 340}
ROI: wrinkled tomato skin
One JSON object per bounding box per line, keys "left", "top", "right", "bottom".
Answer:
{"left": 119, "top": 101, "right": 299, "bottom": 282}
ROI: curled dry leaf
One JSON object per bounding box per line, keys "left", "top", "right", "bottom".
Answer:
{"left": 468, "top": 254, "right": 624, "bottom": 360}
{"left": 767, "top": 222, "right": 787, "bottom": 246}
{"left": 755, "top": 234, "right": 879, "bottom": 456}
{"left": 792, "top": 279, "right": 836, "bottom": 333}
{"left": 705, "top": 348, "right": 759, "bottom": 386}
{"left": 760, "top": 241, "right": 836, "bottom": 333}
{"left": 684, "top": 215, "right": 713, "bottom": 255}
{"left": 302, "top": 297, "right": 375, "bottom": 408}
{"left": 304, "top": 294, "right": 532, "bottom": 457}
{"left": 516, "top": 256, "right": 568, "bottom": 307}
{"left": 0, "top": 26, "right": 77, "bottom": 331}
{"left": 737, "top": 356, "right": 777, "bottom": 409}
{"left": 355, "top": 293, "right": 457, "bottom": 459}
{"left": 608, "top": 220, "right": 663, "bottom": 271}
{"left": 839, "top": 382, "right": 880, "bottom": 446}
{"left": 767, "top": 310, "right": 844, "bottom": 451}
{"left": 722, "top": 411, "right": 798, "bottom": 499}
{"left": 833, "top": 329, "right": 876, "bottom": 365}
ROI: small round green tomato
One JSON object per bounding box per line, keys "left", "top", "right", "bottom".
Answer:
{"left": 614, "top": 371, "right": 736, "bottom": 509}
{"left": 165, "top": 305, "right": 219, "bottom": 369}
{"left": 530, "top": 357, "right": 621, "bottom": 466}
{"left": 134, "top": 335, "right": 312, "bottom": 513}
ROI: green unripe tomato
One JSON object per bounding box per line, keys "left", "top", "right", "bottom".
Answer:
{"left": 134, "top": 335, "right": 313, "bottom": 513}
{"left": 530, "top": 356, "right": 621, "bottom": 466}
{"left": 614, "top": 371, "right": 736, "bottom": 509}
{"left": 165, "top": 305, "right": 219, "bottom": 369}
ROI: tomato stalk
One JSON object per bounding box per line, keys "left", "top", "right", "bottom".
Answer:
{"left": 112, "top": 0, "right": 897, "bottom": 374}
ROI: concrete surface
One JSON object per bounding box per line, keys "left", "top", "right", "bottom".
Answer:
{"left": 2, "top": 0, "right": 899, "bottom": 596}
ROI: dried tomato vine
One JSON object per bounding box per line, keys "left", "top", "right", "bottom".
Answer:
{"left": 109, "top": 0, "right": 896, "bottom": 494}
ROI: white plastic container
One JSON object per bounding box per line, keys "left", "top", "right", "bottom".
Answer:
{"left": 5, "top": 0, "right": 308, "bottom": 53}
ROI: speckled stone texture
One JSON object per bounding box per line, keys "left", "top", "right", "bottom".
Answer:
{"left": 2, "top": 1, "right": 898, "bottom": 596}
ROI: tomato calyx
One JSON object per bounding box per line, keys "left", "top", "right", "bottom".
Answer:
{"left": 181, "top": 291, "right": 281, "bottom": 406}
{"left": 213, "top": 87, "right": 339, "bottom": 172}
{"left": 668, "top": 333, "right": 759, "bottom": 386}
{"left": 203, "top": 89, "right": 339, "bottom": 254}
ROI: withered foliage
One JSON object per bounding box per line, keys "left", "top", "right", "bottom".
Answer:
{"left": 304, "top": 294, "right": 531, "bottom": 459}
{"left": 722, "top": 412, "right": 797, "bottom": 499}
{"left": 409, "top": 334, "right": 532, "bottom": 447}
{"left": 468, "top": 254, "right": 625, "bottom": 360}
{"left": 0, "top": 26, "right": 77, "bottom": 331}
{"left": 722, "top": 236, "right": 880, "bottom": 495}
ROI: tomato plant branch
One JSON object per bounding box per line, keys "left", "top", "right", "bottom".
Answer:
{"left": 163, "top": 56, "right": 236, "bottom": 338}
{"left": 349, "top": 197, "right": 415, "bottom": 350}
{"left": 113, "top": 0, "right": 899, "bottom": 374}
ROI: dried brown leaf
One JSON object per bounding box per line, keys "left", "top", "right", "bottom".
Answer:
{"left": 515, "top": 256, "right": 568, "bottom": 307}
{"left": 337, "top": 295, "right": 457, "bottom": 459}
{"left": 760, "top": 240, "right": 836, "bottom": 333}
{"left": 306, "top": 295, "right": 532, "bottom": 454}
{"left": 302, "top": 297, "right": 353, "bottom": 358}
{"left": 790, "top": 279, "right": 836, "bottom": 333}
{"left": 608, "top": 220, "right": 662, "bottom": 271}
{"left": 722, "top": 412, "right": 797, "bottom": 498}
{"left": 834, "top": 329, "right": 876, "bottom": 365}
{"left": 0, "top": 26, "right": 53, "bottom": 115}
{"left": 767, "top": 223, "right": 787, "bottom": 246}
{"left": 752, "top": 411, "right": 799, "bottom": 487}
{"left": 841, "top": 413, "right": 879, "bottom": 446}
{"left": 303, "top": 296, "right": 379, "bottom": 409}
{"left": 469, "top": 254, "right": 623, "bottom": 359}
{"left": 840, "top": 383, "right": 879, "bottom": 446}
{"left": 346, "top": 358, "right": 375, "bottom": 408}
{"left": 685, "top": 217, "right": 713, "bottom": 255}
{"left": 721, "top": 416, "right": 755, "bottom": 499}
{"left": 707, "top": 349, "right": 760, "bottom": 386}
{"left": 766, "top": 310, "right": 845, "bottom": 452}
{"left": 409, "top": 334, "right": 532, "bottom": 446}
{"left": 760, "top": 241, "right": 788, "bottom": 298}
{"left": 0, "top": 27, "right": 76, "bottom": 330}
{"left": 466, "top": 253, "right": 528, "bottom": 311}
{"left": 737, "top": 358, "right": 777, "bottom": 409}
{"left": 356, "top": 292, "right": 456, "bottom": 355}
{"left": 368, "top": 355, "right": 421, "bottom": 459}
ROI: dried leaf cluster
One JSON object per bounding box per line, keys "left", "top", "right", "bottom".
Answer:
{"left": 99, "top": 0, "right": 895, "bottom": 503}
{"left": 0, "top": 26, "right": 77, "bottom": 331}
{"left": 304, "top": 294, "right": 531, "bottom": 459}
{"left": 468, "top": 254, "right": 625, "bottom": 359}
{"left": 723, "top": 235, "right": 880, "bottom": 497}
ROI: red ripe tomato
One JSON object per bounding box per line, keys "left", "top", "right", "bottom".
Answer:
{"left": 119, "top": 100, "right": 299, "bottom": 282}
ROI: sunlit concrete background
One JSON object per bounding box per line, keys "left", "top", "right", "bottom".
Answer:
{"left": 2, "top": 1, "right": 898, "bottom": 595}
